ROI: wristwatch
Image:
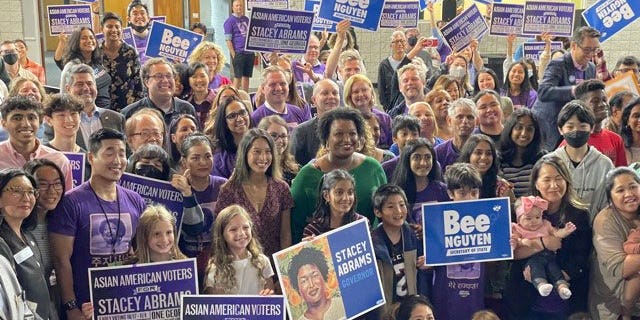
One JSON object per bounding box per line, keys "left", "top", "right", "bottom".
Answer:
{"left": 64, "top": 299, "right": 78, "bottom": 311}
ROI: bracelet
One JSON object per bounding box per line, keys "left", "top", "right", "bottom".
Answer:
{"left": 64, "top": 299, "right": 78, "bottom": 311}
{"left": 540, "top": 237, "right": 546, "bottom": 250}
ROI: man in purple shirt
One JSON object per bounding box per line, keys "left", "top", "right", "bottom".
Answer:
{"left": 292, "top": 35, "right": 325, "bottom": 85}
{"left": 127, "top": 1, "right": 151, "bottom": 65}
{"left": 434, "top": 98, "right": 477, "bottom": 173}
{"left": 251, "top": 66, "right": 310, "bottom": 128}
{"left": 224, "top": 0, "right": 254, "bottom": 91}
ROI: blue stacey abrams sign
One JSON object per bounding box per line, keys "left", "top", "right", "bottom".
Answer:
{"left": 422, "top": 198, "right": 513, "bottom": 266}
{"left": 582, "top": 0, "right": 640, "bottom": 43}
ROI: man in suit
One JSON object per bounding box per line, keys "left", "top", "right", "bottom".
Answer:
{"left": 290, "top": 79, "right": 340, "bottom": 165}
{"left": 533, "top": 27, "right": 600, "bottom": 151}
{"left": 45, "top": 63, "right": 124, "bottom": 151}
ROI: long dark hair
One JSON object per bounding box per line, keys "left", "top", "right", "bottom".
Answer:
{"left": 498, "top": 108, "right": 544, "bottom": 165}
{"left": 310, "top": 169, "right": 358, "bottom": 230}
{"left": 503, "top": 61, "right": 532, "bottom": 93}
{"left": 457, "top": 134, "right": 499, "bottom": 198}
{"left": 473, "top": 67, "right": 501, "bottom": 93}
{"left": 0, "top": 168, "right": 38, "bottom": 230}
{"left": 620, "top": 97, "right": 640, "bottom": 148}
{"left": 63, "top": 27, "right": 103, "bottom": 66}
{"left": 392, "top": 138, "right": 442, "bottom": 206}
{"left": 213, "top": 96, "right": 253, "bottom": 153}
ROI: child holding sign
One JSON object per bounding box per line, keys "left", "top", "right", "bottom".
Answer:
{"left": 512, "top": 196, "right": 575, "bottom": 299}
{"left": 302, "top": 169, "right": 366, "bottom": 238}
{"left": 370, "top": 184, "right": 426, "bottom": 318}
{"left": 203, "top": 205, "right": 275, "bottom": 295}
{"left": 431, "top": 163, "right": 486, "bottom": 320}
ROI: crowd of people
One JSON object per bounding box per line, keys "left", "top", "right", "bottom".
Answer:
{"left": 2, "top": 0, "right": 640, "bottom": 319}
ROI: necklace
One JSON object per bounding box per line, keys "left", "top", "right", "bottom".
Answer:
{"left": 89, "top": 183, "right": 121, "bottom": 258}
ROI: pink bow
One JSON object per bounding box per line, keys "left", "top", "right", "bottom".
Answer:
{"left": 521, "top": 196, "right": 548, "bottom": 214}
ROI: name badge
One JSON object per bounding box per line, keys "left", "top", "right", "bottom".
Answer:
{"left": 13, "top": 246, "right": 33, "bottom": 264}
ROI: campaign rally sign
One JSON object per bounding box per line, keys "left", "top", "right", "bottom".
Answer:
{"left": 440, "top": 4, "right": 489, "bottom": 52}
{"left": 523, "top": 41, "right": 564, "bottom": 64}
{"left": 248, "top": 0, "right": 289, "bottom": 9}
{"left": 118, "top": 173, "right": 184, "bottom": 234}
{"left": 489, "top": 3, "right": 524, "bottom": 36}
{"left": 604, "top": 71, "right": 640, "bottom": 99}
{"left": 181, "top": 295, "right": 285, "bottom": 320}
{"left": 317, "top": 0, "right": 387, "bottom": 31}
{"left": 145, "top": 21, "right": 203, "bottom": 63}
{"left": 379, "top": 1, "right": 420, "bottom": 29}
{"left": 305, "top": 0, "right": 337, "bottom": 32}
{"left": 245, "top": 7, "right": 315, "bottom": 54}
{"left": 582, "top": 0, "right": 640, "bottom": 43}
{"left": 274, "top": 219, "right": 384, "bottom": 319}
{"left": 62, "top": 152, "right": 85, "bottom": 188}
{"left": 95, "top": 27, "right": 136, "bottom": 49}
{"left": 150, "top": 16, "right": 166, "bottom": 24}
{"left": 89, "top": 259, "right": 197, "bottom": 320}
{"left": 47, "top": 4, "right": 93, "bottom": 36}
{"left": 522, "top": 1, "right": 575, "bottom": 37}
{"left": 422, "top": 197, "right": 513, "bottom": 266}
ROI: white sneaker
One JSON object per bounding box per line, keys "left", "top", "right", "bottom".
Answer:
{"left": 537, "top": 283, "right": 553, "bottom": 296}
{"left": 558, "top": 286, "right": 572, "bottom": 300}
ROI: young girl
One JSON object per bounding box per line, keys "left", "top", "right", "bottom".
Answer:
{"left": 512, "top": 196, "right": 575, "bottom": 299}
{"left": 392, "top": 138, "right": 449, "bottom": 225}
{"left": 203, "top": 205, "right": 275, "bottom": 295}
{"left": 457, "top": 134, "right": 514, "bottom": 200}
{"left": 502, "top": 61, "right": 538, "bottom": 109}
{"left": 302, "top": 169, "right": 365, "bottom": 238}
{"left": 171, "top": 133, "right": 227, "bottom": 278}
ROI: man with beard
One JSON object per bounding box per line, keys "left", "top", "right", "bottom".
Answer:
{"left": 127, "top": 0, "right": 151, "bottom": 64}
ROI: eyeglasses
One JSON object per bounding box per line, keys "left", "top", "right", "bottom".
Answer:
{"left": 577, "top": 44, "right": 601, "bottom": 55}
{"left": 225, "top": 108, "right": 248, "bottom": 120}
{"left": 391, "top": 39, "right": 406, "bottom": 44}
{"left": 3, "top": 187, "right": 38, "bottom": 199}
{"left": 38, "top": 181, "right": 63, "bottom": 192}
{"left": 131, "top": 130, "right": 163, "bottom": 140}
{"left": 148, "top": 73, "right": 173, "bottom": 81}
{"left": 269, "top": 133, "right": 289, "bottom": 141}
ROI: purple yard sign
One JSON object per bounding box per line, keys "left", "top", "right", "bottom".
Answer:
{"left": 489, "top": 3, "right": 525, "bottom": 36}
{"left": 245, "top": 7, "right": 315, "bottom": 54}
{"left": 440, "top": 4, "right": 489, "bottom": 52}
{"left": 523, "top": 41, "right": 564, "bottom": 64}
{"left": 379, "top": 1, "right": 420, "bottom": 29}
{"left": 523, "top": 1, "right": 575, "bottom": 37}
{"left": 181, "top": 295, "right": 286, "bottom": 320}
{"left": 89, "top": 259, "right": 198, "bottom": 320}
{"left": 62, "top": 152, "right": 85, "bottom": 188}
{"left": 47, "top": 4, "right": 93, "bottom": 36}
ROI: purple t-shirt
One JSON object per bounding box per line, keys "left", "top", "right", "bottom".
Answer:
{"left": 411, "top": 181, "right": 450, "bottom": 224}
{"left": 382, "top": 156, "right": 400, "bottom": 182}
{"left": 48, "top": 182, "right": 146, "bottom": 304}
{"left": 213, "top": 149, "right": 237, "bottom": 179}
{"left": 500, "top": 88, "right": 538, "bottom": 109}
{"left": 223, "top": 14, "right": 250, "bottom": 53}
{"left": 432, "top": 263, "right": 486, "bottom": 320}
{"left": 251, "top": 103, "right": 310, "bottom": 130}
{"left": 434, "top": 139, "right": 460, "bottom": 173}
{"left": 371, "top": 108, "right": 392, "bottom": 148}
{"left": 179, "top": 175, "right": 227, "bottom": 258}
{"left": 292, "top": 59, "right": 326, "bottom": 84}
{"left": 133, "top": 33, "right": 148, "bottom": 65}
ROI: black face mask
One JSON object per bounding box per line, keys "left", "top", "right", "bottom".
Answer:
{"left": 130, "top": 23, "right": 149, "bottom": 33}
{"left": 134, "top": 164, "right": 166, "bottom": 180}
{"left": 3, "top": 53, "right": 18, "bottom": 65}
{"left": 407, "top": 36, "right": 418, "bottom": 47}
{"left": 563, "top": 130, "right": 590, "bottom": 148}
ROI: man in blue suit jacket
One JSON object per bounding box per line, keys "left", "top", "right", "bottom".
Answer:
{"left": 533, "top": 27, "right": 600, "bottom": 151}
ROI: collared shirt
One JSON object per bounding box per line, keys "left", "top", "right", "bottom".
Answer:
{"left": 80, "top": 107, "right": 103, "bottom": 147}
{"left": 9, "top": 65, "right": 38, "bottom": 82}
{"left": 22, "top": 58, "right": 46, "bottom": 84}
{"left": 0, "top": 139, "right": 73, "bottom": 190}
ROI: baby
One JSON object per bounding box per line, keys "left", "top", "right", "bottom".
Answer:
{"left": 512, "top": 196, "right": 576, "bottom": 299}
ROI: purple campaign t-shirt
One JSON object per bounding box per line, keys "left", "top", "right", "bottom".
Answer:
{"left": 251, "top": 103, "right": 310, "bottom": 130}
{"left": 133, "top": 33, "right": 148, "bottom": 65}
{"left": 410, "top": 181, "right": 450, "bottom": 224}
{"left": 213, "top": 149, "right": 237, "bottom": 179}
{"left": 434, "top": 139, "right": 460, "bottom": 173}
{"left": 371, "top": 108, "right": 392, "bottom": 147}
{"left": 223, "top": 14, "right": 250, "bottom": 53}
{"left": 48, "top": 182, "right": 146, "bottom": 304}
{"left": 432, "top": 263, "right": 486, "bottom": 320}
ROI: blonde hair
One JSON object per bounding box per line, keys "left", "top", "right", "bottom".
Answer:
{"left": 409, "top": 101, "right": 439, "bottom": 137}
{"left": 207, "top": 205, "right": 268, "bottom": 293}
{"left": 343, "top": 74, "right": 376, "bottom": 109}
{"left": 135, "top": 205, "right": 186, "bottom": 263}
{"left": 188, "top": 41, "right": 225, "bottom": 75}
{"left": 471, "top": 310, "right": 500, "bottom": 320}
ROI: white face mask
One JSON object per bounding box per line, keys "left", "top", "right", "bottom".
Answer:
{"left": 449, "top": 66, "right": 466, "bottom": 79}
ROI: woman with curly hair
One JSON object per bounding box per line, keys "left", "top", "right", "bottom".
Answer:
{"left": 188, "top": 41, "right": 231, "bottom": 91}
